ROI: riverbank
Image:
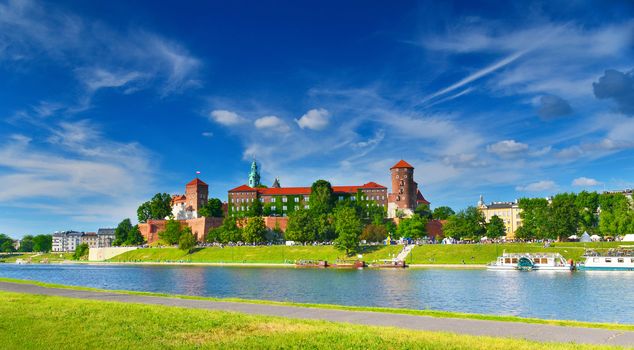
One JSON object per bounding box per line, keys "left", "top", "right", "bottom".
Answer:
{"left": 105, "top": 242, "right": 624, "bottom": 265}
{"left": 0, "top": 280, "right": 632, "bottom": 348}
{"left": 1, "top": 277, "right": 631, "bottom": 332}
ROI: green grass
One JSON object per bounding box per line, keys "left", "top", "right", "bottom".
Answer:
{"left": 107, "top": 242, "right": 626, "bottom": 266}
{"left": 1, "top": 277, "right": 632, "bottom": 332}
{"left": 0, "top": 290, "right": 625, "bottom": 350}
{"left": 0, "top": 252, "right": 73, "bottom": 263}
{"left": 109, "top": 245, "right": 403, "bottom": 264}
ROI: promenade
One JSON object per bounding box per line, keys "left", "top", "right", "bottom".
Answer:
{"left": 1, "top": 281, "right": 633, "bottom": 347}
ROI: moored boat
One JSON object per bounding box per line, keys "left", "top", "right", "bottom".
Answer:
{"left": 295, "top": 259, "right": 328, "bottom": 268}
{"left": 578, "top": 247, "right": 634, "bottom": 271}
{"left": 330, "top": 259, "right": 366, "bottom": 269}
{"left": 369, "top": 259, "right": 407, "bottom": 268}
{"left": 487, "top": 253, "right": 574, "bottom": 271}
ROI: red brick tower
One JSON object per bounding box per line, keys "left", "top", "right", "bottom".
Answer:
{"left": 388, "top": 160, "right": 418, "bottom": 216}
{"left": 185, "top": 178, "right": 208, "bottom": 215}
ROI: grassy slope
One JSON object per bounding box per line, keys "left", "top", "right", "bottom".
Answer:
{"left": 2, "top": 277, "right": 632, "bottom": 332}
{"left": 0, "top": 252, "right": 73, "bottom": 263}
{"left": 109, "top": 242, "right": 624, "bottom": 265}
{"left": 0, "top": 290, "right": 623, "bottom": 350}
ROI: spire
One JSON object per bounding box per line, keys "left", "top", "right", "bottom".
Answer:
{"left": 478, "top": 194, "right": 484, "bottom": 207}
{"left": 272, "top": 177, "right": 280, "bottom": 188}
{"left": 248, "top": 159, "right": 261, "bottom": 187}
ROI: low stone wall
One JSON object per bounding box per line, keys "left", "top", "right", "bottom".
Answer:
{"left": 89, "top": 247, "right": 138, "bottom": 261}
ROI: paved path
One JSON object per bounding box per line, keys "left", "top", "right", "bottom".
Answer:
{"left": 1, "top": 281, "right": 633, "bottom": 347}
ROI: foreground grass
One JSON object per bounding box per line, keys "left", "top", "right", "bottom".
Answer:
{"left": 109, "top": 242, "right": 624, "bottom": 265}
{"left": 0, "top": 290, "right": 624, "bottom": 350}
{"left": 2, "top": 277, "right": 632, "bottom": 332}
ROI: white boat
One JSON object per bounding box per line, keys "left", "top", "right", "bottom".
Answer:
{"left": 578, "top": 247, "right": 634, "bottom": 271}
{"left": 487, "top": 253, "right": 574, "bottom": 271}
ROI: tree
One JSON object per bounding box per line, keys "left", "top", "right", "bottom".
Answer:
{"left": 333, "top": 206, "right": 362, "bottom": 255}
{"left": 137, "top": 193, "right": 172, "bottom": 223}
{"left": 32, "top": 234, "right": 52, "bottom": 252}
{"left": 575, "top": 191, "right": 600, "bottom": 234}
{"left": 396, "top": 214, "right": 428, "bottom": 239}
{"left": 486, "top": 215, "right": 506, "bottom": 239}
{"left": 124, "top": 225, "right": 144, "bottom": 246}
{"left": 207, "top": 217, "right": 242, "bottom": 243}
{"left": 0, "top": 240, "right": 15, "bottom": 253}
{"left": 442, "top": 207, "right": 485, "bottom": 240}
{"left": 285, "top": 209, "right": 317, "bottom": 243}
{"left": 72, "top": 243, "right": 89, "bottom": 260}
{"left": 242, "top": 216, "right": 267, "bottom": 244}
{"left": 19, "top": 235, "right": 34, "bottom": 252}
{"left": 516, "top": 198, "right": 549, "bottom": 240}
{"left": 309, "top": 180, "right": 335, "bottom": 215}
{"left": 547, "top": 193, "right": 579, "bottom": 241}
{"left": 432, "top": 206, "right": 455, "bottom": 220}
{"left": 414, "top": 204, "right": 432, "bottom": 219}
{"left": 178, "top": 227, "right": 197, "bottom": 253}
{"left": 246, "top": 199, "right": 263, "bottom": 217}
{"left": 113, "top": 219, "right": 133, "bottom": 246}
{"left": 198, "top": 198, "right": 224, "bottom": 217}
{"left": 598, "top": 193, "right": 632, "bottom": 237}
{"left": 360, "top": 224, "right": 388, "bottom": 243}
{"left": 159, "top": 219, "right": 183, "bottom": 245}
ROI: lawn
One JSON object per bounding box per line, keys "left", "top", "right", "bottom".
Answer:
{"left": 0, "top": 290, "right": 623, "bottom": 350}
{"left": 108, "top": 242, "right": 626, "bottom": 265}
{"left": 0, "top": 252, "right": 73, "bottom": 263}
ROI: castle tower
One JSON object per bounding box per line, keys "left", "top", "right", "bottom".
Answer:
{"left": 185, "top": 178, "right": 208, "bottom": 217}
{"left": 388, "top": 160, "right": 418, "bottom": 218}
{"left": 248, "top": 160, "right": 261, "bottom": 187}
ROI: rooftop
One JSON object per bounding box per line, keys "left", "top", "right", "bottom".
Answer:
{"left": 390, "top": 159, "right": 414, "bottom": 169}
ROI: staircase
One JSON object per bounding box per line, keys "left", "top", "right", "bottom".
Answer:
{"left": 396, "top": 244, "right": 415, "bottom": 261}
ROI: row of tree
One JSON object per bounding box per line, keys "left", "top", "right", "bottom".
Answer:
{"left": 0, "top": 234, "right": 52, "bottom": 253}
{"left": 516, "top": 192, "right": 634, "bottom": 240}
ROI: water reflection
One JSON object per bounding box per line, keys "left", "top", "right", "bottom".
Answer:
{"left": 1, "top": 264, "right": 633, "bottom": 324}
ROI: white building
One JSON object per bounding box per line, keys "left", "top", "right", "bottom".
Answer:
{"left": 52, "top": 231, "right": 84, "bottom": 252}
{"left": 97, "top": 228, "right": 115, "bottom": 247}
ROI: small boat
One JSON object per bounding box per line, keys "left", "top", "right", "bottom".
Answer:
{"left": 330, "top": 259, "right": 366, "bottom": 269}
{"left": 577, "top": 247, "right": 634, "bottom": 271}
{"left": 295, "top": 259, "right": 328, "bottom": 268}
{"left": 369, "top": 259, "right": 407, "bottom": 268}
{"left": 487, "top": 253, "right": 574, "bottom": 271}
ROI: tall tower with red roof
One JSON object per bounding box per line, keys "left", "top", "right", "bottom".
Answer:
{"left": 387, "top": 160, "right": 428, "bottom": 218}
{"left": 185, "top": 178, "right": 208, "bottom": 217}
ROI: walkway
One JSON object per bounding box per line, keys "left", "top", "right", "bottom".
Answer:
{"left": 1, "top": 281, "right": 633, "bottom": 347}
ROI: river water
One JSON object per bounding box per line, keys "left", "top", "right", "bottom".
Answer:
{"left": 1, "top": 264, "right": 632, "bottom": 324}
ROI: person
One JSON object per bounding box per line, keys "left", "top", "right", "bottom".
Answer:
{"left": 462, "top": 259, "right": 465, "bottom": 264}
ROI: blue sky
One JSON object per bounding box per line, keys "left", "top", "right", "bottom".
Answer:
{"left": 1, "top": 0, "right": 634, "bottom": 237}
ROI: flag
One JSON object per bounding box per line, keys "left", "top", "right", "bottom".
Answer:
{"left": 196, "top": 171, "right": 201, "bottom": 174}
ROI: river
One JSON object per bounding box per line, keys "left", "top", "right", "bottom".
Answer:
{"left": 1, "top": 264, "right": 632, "bottom": 324}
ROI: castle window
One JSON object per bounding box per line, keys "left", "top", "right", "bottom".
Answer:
{"left": 271, "top": 206, "right": 276, "bottom": 211}
{"left": 304, "top": 205, "right": 309, "bottom": 209}
{"left": 294, "top": 206, "right": 299, "bottom": 210}
{"left": 338, "top": 196, "right": 344, "bottom": 201}
{"left": 294, "top": 197, "right": 299, "bottom": 202}
{"left": 282, "top": 197, "right": 288, "bottom": 202}
{"left": 304, "top": 196, "right": 309, "bottom": 201}
{"left": 282, "top": 206, "right": 287, "bottom": 211}
{"left": 396, "top": 175, "right": 399, "bottom": 179}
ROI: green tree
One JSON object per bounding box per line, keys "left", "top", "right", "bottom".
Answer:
{"left": 72, "top": 243, "right": 89, "bottom": 260}
{"left": 285, "top": 209, "right": 317, "bottom": 243}
{"left": 442, "top": 207, "right": 485, "bottom": 240}
{"left": 242, "top": 216, "right": 267, "bottom": 244}
{"left": 137, "top": 193, "right": 173, "bottom": 223}
{"left": 598, "top": 193, "right": 632, "bottom": 237}
{"left": 333, "top": 206, "right": 362, "bottom": 255}
{"left": 19, "top": 235, "right": 34, "bottom": 252}
{"left": 396, "top": 214, "right": 428, "bottom": 239}
{"left": 309, "top": 180, "right": 335, "bottom": 215}
{"left": 432, "top": 206, "right": 455, "bottom": 220}
{"left": 547, "top": 193, "right": 579, "bottom": 241}
{"left": 178, "top": 227, "right": 197, "bottom": 253}
{"left": 124, "top": 225, "right": 145, "bottom": 246}
{"left": 414, "top": 204, "right": 432, "bottom": 219}
{"left": 32, "top": 234, "right": 52, "bottom": 252}
{"left": 159, "top": 219, "right": 183, "bottom": 245}
{"left": 360, "top": 224, "right": 388, "bottom": 242}
{"left": 198, "top": 198, "right": 224, "bottom": 217}
{"left": 113, "top": 219, "right": 133, "bottom": 246}
{"left": 516, "top": 198, "right": 550, "bottom": 240}
{"left": 0, "top": 239, "right": 15, "bottom": 253}
{"left": 246, "top": 199, "right": 263, "bottom": 217}
{"left": 486, "top": 215, "right": 506, "bottom": 239}
{"left": 575, "top": 191, "right": 600, "bottom": 233}
{"left": 207, "top": 217, "right": 242, "bottom": 243}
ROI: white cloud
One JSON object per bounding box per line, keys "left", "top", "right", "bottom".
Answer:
{"left": 209, "top": 110, "right": 245, "bottom": 126}
{"left": 295, "top": 108, "right": 330, "bottom": 130}
{"left": 487, "top": 140, "right": 529, "bottom": 157}
{"left": 75, "top": 68, "right": 144, "bottom": 92}
{"left": 572, "top": 177, "right": 601, "bottom": 187}
{"left": 254, "top": 115, "right": 290, "bottom": 133}
{"left": 201, "top": 131, "right": 213, "bottom": 137}
{"left": 516, "top": 180, "right": 556, "bottom": 192}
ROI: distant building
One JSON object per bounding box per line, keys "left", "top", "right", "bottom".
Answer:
{"left": 603, "top": 189, "right": 633, "bottom": 201}
{"left": 171, "top": 178, "right": 209, "bottom": 220}
{"left": 387, "top": 160, "right": 430, "bottom": 218}
{"left": 52, "top": 231, "right": 84, "bottom": 252}
{"left": 80, "top": 232, "right": 99, "bottom": 248}
{"left": 13, "top": 239, "right": 21, "bottom": 251}
{"left": 477, "top": 195, "right": 522, "bottom": 239}
{"left": 97, "top": 228, "right": 115, "bottom": 247}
